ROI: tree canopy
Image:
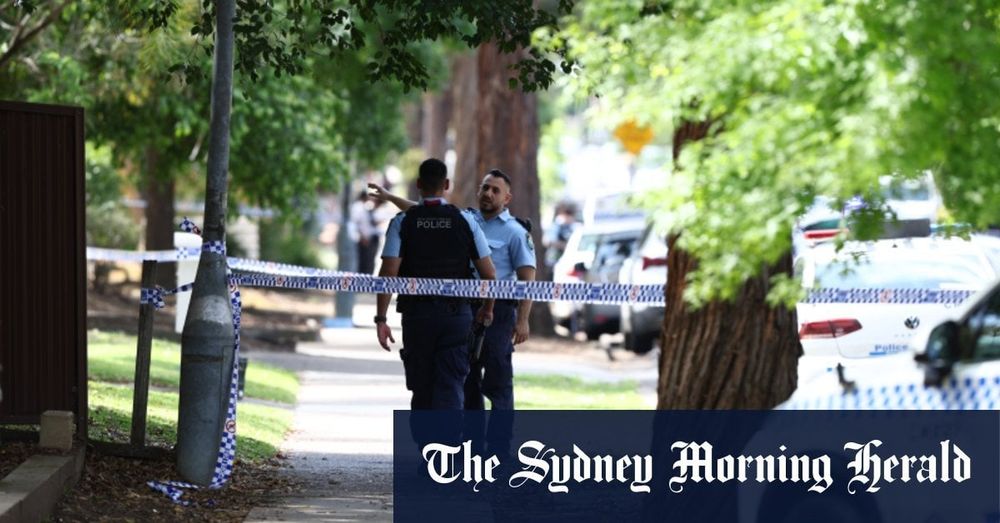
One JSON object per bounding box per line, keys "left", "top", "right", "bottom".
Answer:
{"left": 551, "top": 0, "right": 1000, "bottom": 306}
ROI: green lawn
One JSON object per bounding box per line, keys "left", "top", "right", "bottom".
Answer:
{"left": 515, "top": 374, "right": 648, "bottom": 409}
{"left": 88, "top": 330, "right": 298, "bottom": 404}
{"left": 87, "top": 329, "right": 298, "bottom": 464}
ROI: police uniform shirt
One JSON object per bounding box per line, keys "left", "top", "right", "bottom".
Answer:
{"left": 468, "top": 208, "right": 536, "bottom": 282}
{"left": 381, "top": 197, "right": 492, "bottom": 261}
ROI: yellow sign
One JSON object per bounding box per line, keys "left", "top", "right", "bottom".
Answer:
{"left": 613, "top": 121, "right": 654, "bottom": 155}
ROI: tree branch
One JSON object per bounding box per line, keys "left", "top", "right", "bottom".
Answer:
{"left": 0, "top": 0, "right": 71, "bottom": 71}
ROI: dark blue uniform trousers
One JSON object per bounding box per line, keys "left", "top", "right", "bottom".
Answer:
{"left": 400, "top": 300, "right": 472, "bottom": 447}
{"left": 400, "top": 300, "right": 472, "bottom": 410}
{"left": 464, "top": 300, "right": 516, "bottom": 456}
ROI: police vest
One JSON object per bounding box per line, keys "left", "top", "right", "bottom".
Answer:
{"left": 398, "top": 204, "right": 478, "bottom": 280}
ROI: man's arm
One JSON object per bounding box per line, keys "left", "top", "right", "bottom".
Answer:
{"left": 513, "top": 266, "right": 536, "bottom": 345}
{"left": 368, "top": 183, "right": 416, "bottom": 211}
{"left": 375, "top": 257, "right": 402, "bottom": 351}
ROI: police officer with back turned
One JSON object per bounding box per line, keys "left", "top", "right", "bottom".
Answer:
{"left": 369, "top": 169, "right": 535, "bottom": 457}
{"left": 375, "top": 158, "right": 497, "bottom": 411}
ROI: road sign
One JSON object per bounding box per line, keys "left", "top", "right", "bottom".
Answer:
{"left": 614, "top": 120, "right": 654, "bottom": 155}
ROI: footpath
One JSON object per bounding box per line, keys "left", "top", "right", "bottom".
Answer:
{"left": 244, "top": 299, "right": 657, "bottom": 522}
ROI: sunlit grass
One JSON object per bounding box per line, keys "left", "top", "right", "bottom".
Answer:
{"left": 515, "top": 374, "right": 647, "bottom": 409}
{"left": 88, "top": 381, "right": 291, "bottom": 464}
{"left": 87, "top": 329, "right": 299, "bottom": 463}
{"left": 88, "top": 330, "right": 298, "bottom": 404}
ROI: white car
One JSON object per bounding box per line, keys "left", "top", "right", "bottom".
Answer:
{"left": 549, "top": 219, "right": 645, "bottom": 336}
{"left": 735, "top": 279, "right": 1000, "bottom": 523}
{"left": 795, "top": 237, "right": 997, "bottom": 385}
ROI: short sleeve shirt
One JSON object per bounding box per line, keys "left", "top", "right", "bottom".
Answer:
{"left": 381, "top": 198, "right": 491, "bottom": 260}
{"left": 469, "top": 208, "right": 536, "bottom": 281}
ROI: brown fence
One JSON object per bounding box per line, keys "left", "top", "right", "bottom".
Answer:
{"left": 0, "top": 100, "right": 87, "bottom": 436}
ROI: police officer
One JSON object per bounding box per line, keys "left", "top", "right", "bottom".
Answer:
{"left": 369, "top": 169, "right": 536, "bottom": 454}
{"left": 375, "top": 158, "right": 496, "bottom": 412}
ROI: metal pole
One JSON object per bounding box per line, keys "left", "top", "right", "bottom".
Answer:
{"left": 177, "top": 0, "right": 237, "bottom": 485}
{"left": 131, "top": 260, "right": 158, "bottom": 449}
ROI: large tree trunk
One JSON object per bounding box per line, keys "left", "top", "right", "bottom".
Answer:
{"left": 450, "top": 52, "right": 479, "bottom": 209}
{"left": 141, "top": 146, "right": 176, "bottom": 288}
{"left": 421, "top": 90, "right": 450, "bottom": 161}
{"left": 657, "top": 236, "right": 801, "bottom": 409}
{"left": 657, "top": 119, "right": 799, "bottom": 409}
{"left": 452, "top": 43, "right": 555, "bottom": 335}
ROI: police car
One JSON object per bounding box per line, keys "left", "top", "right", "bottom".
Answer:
{"left": 731, "top": 278, "right": 1000, "bottom": 523}
{"left": 795, "top": 237, "right": 997, "bottom": 385}
{"left": 785, "top": 273, "right": 1000, "bottom": 409}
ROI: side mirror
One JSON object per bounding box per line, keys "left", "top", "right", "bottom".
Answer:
{"left": 916, "top": 321, "right": 960, "bottom": 387}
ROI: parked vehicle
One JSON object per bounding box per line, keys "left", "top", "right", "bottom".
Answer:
{"left": 549, "top": 219, "right": 645, "bottom": 336}
{"left": 577, "top": 227, "right": 643, "bottom": 340}
{"left": 795, "top": 237, "right": 997, "bottom": 385}
{"left": 619, "top": 227, "right": 668, "bottom": 353}
{"left": 784, "top": 274, "right": 1000, "bottom": 407}
{"left": 737, "top": 277, "right": 1000, "bottom": 523}
{"left": 796, "top": 238, "right": 1000, "bottom": 383}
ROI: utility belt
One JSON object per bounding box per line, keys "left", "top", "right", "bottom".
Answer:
{"left": 396, "top": 295, "right": 468, "bottom": 314}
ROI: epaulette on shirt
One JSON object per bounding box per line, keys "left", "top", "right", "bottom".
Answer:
{"left": 467, "top": 207, "right": 533, "bottom": 233}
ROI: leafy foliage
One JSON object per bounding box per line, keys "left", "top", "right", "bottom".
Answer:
{"left": 553, "top": 0, "right": 1000, "bottom": 306}
{"left": 139, "top": 0, "right": 575, "bottom": 91}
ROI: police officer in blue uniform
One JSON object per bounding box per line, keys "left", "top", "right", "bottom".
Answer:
{"left": 369, "top": 169, "right": 536, "bottom": 454}
{"left": 375, "top": 158, "right": 497, "bottom": 412}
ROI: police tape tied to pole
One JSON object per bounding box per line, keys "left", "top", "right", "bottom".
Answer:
{"left": 139, "top": 219, "right": 241, "bottom": 506}
{"left": 89, "top": 218, "right": 977, "bottom": 506}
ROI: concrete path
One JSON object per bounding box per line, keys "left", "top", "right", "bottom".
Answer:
{"left": 244, "top": 299, "right": 657, "bottom": 522}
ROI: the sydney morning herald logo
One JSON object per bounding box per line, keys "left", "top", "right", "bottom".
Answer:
{"left": 420, "top": 439, "right": 971, "bottom": 494}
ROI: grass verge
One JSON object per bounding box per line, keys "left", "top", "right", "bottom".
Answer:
{"left": 88, "top": 330, "right": 299, "bottom": 404}
{"left": 515, "top": 374, "right": 647, "bottom": 409}
{"left": 87, "top": 329, "right": 298, "bottom": 463}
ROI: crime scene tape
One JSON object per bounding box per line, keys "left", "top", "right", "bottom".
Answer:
{"left": 86, "top": 246, "right": 350, "bottom": 277}
{"left": 93, "top": 245, "right": 981, "bottom": 306}
{"left": 799, "top": 287, "right": 975, "bottom": 305}
{"left": 229, "top": 272, "right": 667, "bottom": 305}
{"left": 145, "top": 222, "right": 241, "bottom": 507}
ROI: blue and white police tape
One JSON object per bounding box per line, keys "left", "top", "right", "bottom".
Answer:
{"left": 139, "top": 284, "right": 194, "bottom": 309}
{"left": 86, "top": 247, "right": 350, "bottom": 277}
{"left": 143, "top": 220, "right": 241, "bottom": 506}
{"left": 800, "top": 287, "right": 975, "bottom": 305}
{"left": 146, "top": 282, "right": 242, "bottom": 506}
{"left": 229, "top": 272, "right": 668, "bottom": 306}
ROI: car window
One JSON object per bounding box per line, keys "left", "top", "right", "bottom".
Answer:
{"left": 577, "top": 234, "right": 600, "bottom": 254}
{"left": 881, "top": 177, "right": 931, "bottom": 201}
{"left": 968, "top": 291, "right": 1000, "bottom": 362}
{"left": 593, "top": 234, "right": 640, "bottom": 269}
{"left": 816, "top": 255, "right": 987, "bottom": 290}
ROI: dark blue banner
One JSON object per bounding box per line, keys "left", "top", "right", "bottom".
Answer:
{"left": 393, "top": 410, "right": 1000, "bottom": 523}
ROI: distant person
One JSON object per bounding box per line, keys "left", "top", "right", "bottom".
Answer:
{"left": 544, "top": 205, "right": 578, "bottom": 268}
{"left": 375, "top": 158, "right": 496, "bottom": 413}
{"left": 350, "top": 191, "right": 380, "bottom": 274}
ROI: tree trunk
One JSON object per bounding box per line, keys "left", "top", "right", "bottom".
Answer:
{"left": 403, "top": 101, "right": 422, "bottom": 147}
{"left": 141, "top": 146, "right": 176, "bottom": 288}
{"left": 450, "top": 52, "right": 479, "bottom": 209}
{"left": 452, "top": 43, "right": 555, "bottom": 335}
{"left": 421, "top": 90, "right": 450, "bottom": 160}
{"left": 656, "top": 235, "right": 801, "bottom": 409}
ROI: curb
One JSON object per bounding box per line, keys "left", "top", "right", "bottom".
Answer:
{"left": 0, "top": 444, "right": 86, "bottom": 523}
